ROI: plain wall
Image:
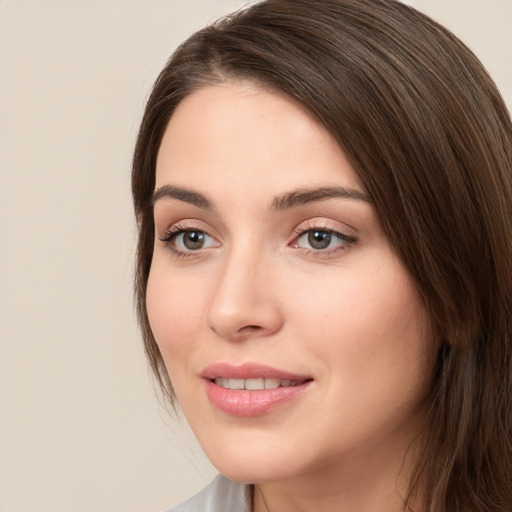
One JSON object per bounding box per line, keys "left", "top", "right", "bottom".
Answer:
{"left": 1, "top": 1, "right": 510, "bottom": 511}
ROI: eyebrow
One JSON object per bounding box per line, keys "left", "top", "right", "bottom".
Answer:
{"left": 152, "top": 185, "right": 213, "bottom": 209}
{"left": 270, "top": 186, "right": 371, "bottom": 211}
{"left": 152, "top": 184, "right": 371, "bottom": 210}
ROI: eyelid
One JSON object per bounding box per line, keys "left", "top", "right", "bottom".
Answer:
{"left": 157, "top": 219, "right": 216, "bottom": 240}
{"left": 292, "top": 218, "right": 356, "bottom": 238}
{"left": 157, "top": 219, "right": 220, "bottom": 258}
{"left": 290, "top": 218, "right": 357, "bottom": 256}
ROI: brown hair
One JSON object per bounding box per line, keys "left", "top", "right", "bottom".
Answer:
{"left": 132, "top": 0, "right": 512, "bottom": 510}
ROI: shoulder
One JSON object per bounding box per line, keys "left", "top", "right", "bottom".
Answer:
{"left": 166, "top": 474, "right": 252, "bottom": 512}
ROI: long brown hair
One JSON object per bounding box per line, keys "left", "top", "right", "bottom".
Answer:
{"left": 132, "top": 0, "right": 512, "bottom": 510}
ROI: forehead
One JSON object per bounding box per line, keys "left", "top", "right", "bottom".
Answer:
{"left": 155, "top": 81, "right": 364, "bottom": 196}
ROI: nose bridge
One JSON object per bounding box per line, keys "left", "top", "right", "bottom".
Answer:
{"left": 206, "top": 239, "right": 281, "bottom": 340}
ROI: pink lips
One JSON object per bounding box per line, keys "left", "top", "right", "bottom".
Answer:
{"left": 201, "top": 363, "right": 313, "bottom": 417}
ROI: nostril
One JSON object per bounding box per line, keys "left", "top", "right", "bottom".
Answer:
{"left": 239, "top": 325, "right": 263, "bottom": 333}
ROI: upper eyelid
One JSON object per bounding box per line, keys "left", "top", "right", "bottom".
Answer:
{"left": 293, "top": 218, "right": 357, "bottom": 236}
{"left": 159, "top": 225, "right": 216, "bottom": 245}
{"left": 293, "top": 227, "right": 356, "bottom": 244}
{"left": 157, "top": 218, "right": 216, "bottom": 236}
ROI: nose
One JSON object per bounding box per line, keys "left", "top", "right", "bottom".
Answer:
{"left": 206, "top": 247, "right": 284, "bottom": 341}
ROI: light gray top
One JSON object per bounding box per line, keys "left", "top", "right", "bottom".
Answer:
{"left": 168, "top": 475, "right": 252, "bottom": 512}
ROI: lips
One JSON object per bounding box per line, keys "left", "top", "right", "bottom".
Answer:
{"left": 201, "top": 363, "right": 313, "bottom": 417}
{"left": 201, "top": 362, "right": 311, "bottom": 381}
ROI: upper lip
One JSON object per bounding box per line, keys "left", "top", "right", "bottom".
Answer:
{"left": 201, "top": 362, "right": 312, "bottom": 381}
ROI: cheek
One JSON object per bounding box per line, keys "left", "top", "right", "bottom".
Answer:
{"left": 146, "top": 265, "right": 205, "bottom": 369}
{"left": 289, "top": 258, "right": 430, "bottom": 383}
{"left": 292, "top": 268, "right": 431, "bottom": 444}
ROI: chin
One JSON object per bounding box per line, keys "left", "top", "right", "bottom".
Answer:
{"left": 212, "top": 458, "right": 290, "bottom": 485}
{"left": 199, "top": 432, "right": 300, "bottom": 484}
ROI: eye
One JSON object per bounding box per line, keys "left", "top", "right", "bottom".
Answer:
{"left": 159, "top": 226, "right": 219, "bottom": 256}
{"left": 291, "top": 224, "right": 356, "bottom": 256}
{"left": 304, "top": 230, "right": 336, "bottom": 250}
{"left": 175, "top": 230, "right": 212, "bottom": 251}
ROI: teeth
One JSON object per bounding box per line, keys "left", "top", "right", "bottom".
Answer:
{"left": 245, "top": 378, "right": 264, "bottom": 390}
{"left": 264, "top": 378, "right": 280, "bottom": 389}
{"left": 229, "top": 378, "right": 245, "bottom": 390}
{"left": 214, "top": 377, "right": 302, "bottom": 390}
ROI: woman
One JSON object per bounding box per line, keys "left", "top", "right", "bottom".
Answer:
{"left": 132, "top": 0, "right": 512, "bottom": 510}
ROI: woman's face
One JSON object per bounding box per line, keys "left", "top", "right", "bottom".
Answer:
{"left": 147, "top": 81, "right": 434, "bottom": 485}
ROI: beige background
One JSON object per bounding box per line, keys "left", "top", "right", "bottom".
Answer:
{"left": 0, "top": 1, "right": 510, "bottom": 511}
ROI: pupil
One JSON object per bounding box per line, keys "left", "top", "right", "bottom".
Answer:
{"left": 308, "top": 230, "right": 331, "bottom": 250}
{"left": 184, "top": 231, "right": 205, "bottom": 250}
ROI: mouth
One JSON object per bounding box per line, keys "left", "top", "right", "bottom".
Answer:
{"left": 212, "top": 377, "right": 308, "bottom": 390}
{"left": 201, "top": 363, "right": 313, "bottom": 417}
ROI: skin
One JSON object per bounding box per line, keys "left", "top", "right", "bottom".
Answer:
{"left": 147, "top": 81, "right": 433, "bottom": 512}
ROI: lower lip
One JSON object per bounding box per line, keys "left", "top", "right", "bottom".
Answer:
{"left": 205, "top": 380, "right": 311, "bottom": 417}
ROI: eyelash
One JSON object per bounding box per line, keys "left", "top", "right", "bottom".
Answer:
{"left": 158, "top": 223, "right": 216, "bottom": 259}
{"left": 291, "top": 222, "right": 357, "bottom": 258}
{"left": 158, "top": 222, "right": 357, "bottom": 259}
